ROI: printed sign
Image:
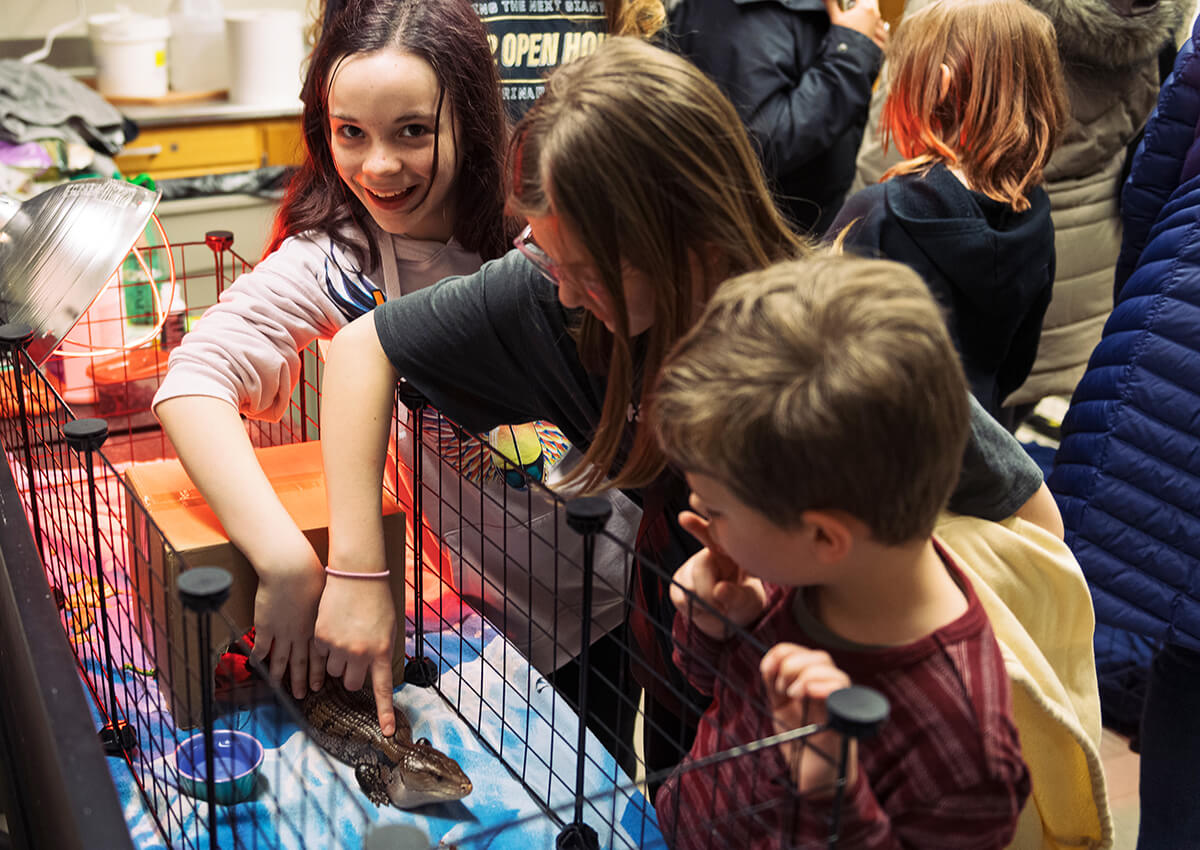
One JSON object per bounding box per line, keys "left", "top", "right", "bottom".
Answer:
{"left": 473, "top": 0, "right": 607, "bottom": 119}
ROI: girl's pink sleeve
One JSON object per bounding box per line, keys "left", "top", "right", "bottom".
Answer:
{"left": 153, "top": 236, "right": 349, "bottom": 421}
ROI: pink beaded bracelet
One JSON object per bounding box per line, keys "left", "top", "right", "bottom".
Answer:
{"left": 324, "top": 566, "right": 390, "bottom": 580}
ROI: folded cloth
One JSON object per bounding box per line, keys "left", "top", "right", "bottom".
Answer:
{"left": 0, "top": 59, "right": 131, "bottom": 154}
{"left": 937, "top": 512, "right": 1112, "bottom": 850}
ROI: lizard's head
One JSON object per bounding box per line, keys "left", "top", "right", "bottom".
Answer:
{"left": 387, "top": 739, "right": 473, "bottom": 808}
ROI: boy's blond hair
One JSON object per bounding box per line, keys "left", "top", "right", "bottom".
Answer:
{"left": 652, "top": 254, "right": 970, "bottom": 544}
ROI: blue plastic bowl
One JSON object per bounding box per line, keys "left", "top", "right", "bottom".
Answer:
{"left": 174, "top": 729, "right": 264, "bottom": 804}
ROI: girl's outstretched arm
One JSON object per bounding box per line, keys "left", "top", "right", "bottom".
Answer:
{"left": 156, "top": 396, "right": 327, "bottom": 699}
{"left": 314, "top": 312, "right": 400, "bottom": 736}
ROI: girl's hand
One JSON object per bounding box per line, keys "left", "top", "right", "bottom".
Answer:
{"left": 312, "top": 572, "right": 397, "bottom": 736}
{"left": 156, "top": 396, "right": 336, "bottom": 701}
{"left": 249, "top": 531, "right": 327, "bottom": 699}
{"left": 824, "top": 0, "right": 889, "bottom": 49}
{"left": 670, "top": 510, "right": 766, "bottom": 640}
{"left": 760, "top": 643, "right": 856, "bottom": 794}
{"left": 316, "top": 315, "right": 399, "bottom": 734}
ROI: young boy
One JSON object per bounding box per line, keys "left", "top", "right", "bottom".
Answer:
{"left": 650, "top": 254, "right": 1030, "bottom": 849}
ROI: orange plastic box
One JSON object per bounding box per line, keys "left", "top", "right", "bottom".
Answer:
{"left": 87, "top": 347, "right": 168, "bottom": 418}
{"left": 123, "top": 440, "right": 407, "bottom": 727}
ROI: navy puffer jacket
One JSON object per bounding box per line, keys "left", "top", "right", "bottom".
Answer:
{"left": 1113, "top": 21, "right": 1200, "bottom": 298}
{"left": 1050, "top": 17, "right": 1200, "bottom": 652}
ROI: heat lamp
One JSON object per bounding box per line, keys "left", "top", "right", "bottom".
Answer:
{"left": 0, "top": 178, "right": 160, "bottom": 365}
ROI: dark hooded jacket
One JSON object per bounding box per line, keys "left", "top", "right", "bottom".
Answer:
{"left": 667, "top": 0, "right": 883, "bottom": 234}
{"left": 829, "top": 163, "right": 1055, "bottom": 417}
{"left": 852, "top": 0, "right": 1189, "bottom": 408}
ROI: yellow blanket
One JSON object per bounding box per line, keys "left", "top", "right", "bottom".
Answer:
{"left": 935, "top": 513, "right": 1112, "bottom": 850}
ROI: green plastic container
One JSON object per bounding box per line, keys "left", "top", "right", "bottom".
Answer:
{"left": 116, "top": 173, "right": 166, "bottom": 325}
{"left": 121, "top": 230, "right": 168, "bottom": 325}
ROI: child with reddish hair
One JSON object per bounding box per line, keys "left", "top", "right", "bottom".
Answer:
{"left": 829, "top": 0, "right": 1068, "bottom": 422}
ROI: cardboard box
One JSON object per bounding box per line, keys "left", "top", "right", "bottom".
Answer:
{"left": 124, "top": 440, "right": 407, "bottom": 727}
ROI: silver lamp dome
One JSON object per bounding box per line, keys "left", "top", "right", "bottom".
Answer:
{"left": 0, "top": 178, "right": 160, "bottom": 365}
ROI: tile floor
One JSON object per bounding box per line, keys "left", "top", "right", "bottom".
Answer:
{"left": 1103, "top": 727, "right": 1141, "bottom": 849}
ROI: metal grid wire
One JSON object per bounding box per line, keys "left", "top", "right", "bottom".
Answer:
{"left": 0, "top": 236, "right": 372, "bottom": 850}
{"left": 396, "top": 404, "right": 879, "bottom": 849}
{"left": 0, "top": 233, "right": 884, "bottom": 849}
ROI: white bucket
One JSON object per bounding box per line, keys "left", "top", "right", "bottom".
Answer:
{"left": 168, "top": 16, "right": 229, "bottom": 93}
{"left": 224, "top": 10, "right": 305, "bottom": 106}
{"left": 168, "top": 0, "right": 229, "bottom": 92}
{"left": 89, "top": 12, "right": 171, "bottom": 99}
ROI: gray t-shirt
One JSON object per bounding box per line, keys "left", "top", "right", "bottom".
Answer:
{"left": 373, "top": 248, "right": 1043, "bottom": 519}
{"left": 957, "top": 393, "right": 1043, "bottom": 519}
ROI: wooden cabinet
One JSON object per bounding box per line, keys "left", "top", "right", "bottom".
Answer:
{"left": 114, "top": 117, "right": 303, "bottom": 182}
{"left": 262, "top": 119, "right": 305, "bottom": 169}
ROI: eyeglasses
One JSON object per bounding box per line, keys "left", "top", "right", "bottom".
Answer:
{"left": 513, "top": 224, "right": 559, "bottom": 284}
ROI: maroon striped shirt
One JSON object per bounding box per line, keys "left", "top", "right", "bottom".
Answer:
{"left": 654, "top": 548, "right": 1030, "bottom": 849}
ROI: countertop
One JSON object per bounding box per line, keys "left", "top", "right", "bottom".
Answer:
{"left": 114, "top": 97, "right": 302, "bottom": 127}
{"left": 0, "top": 38, "right": 302, "bottom": 126}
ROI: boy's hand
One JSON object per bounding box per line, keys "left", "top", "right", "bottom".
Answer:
{"left": 670, "top": 510, "right": 766, "bottom": 640}
{"left": 824, "top": 0, "right": 889, "bottom": 49}
{"left": 760, "top": 643, "right": 857, "bottom": 793}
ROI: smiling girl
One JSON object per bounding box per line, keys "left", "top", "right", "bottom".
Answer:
{"left": 151, "top": 0, "right": 508, "bottom": 699}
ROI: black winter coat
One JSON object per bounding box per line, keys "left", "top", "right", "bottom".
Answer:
{"left": 668, "top": 0, "right": 883, "bottom": 233}
{"left": 830, "top": 163, "right": 1056, "bottom": 418}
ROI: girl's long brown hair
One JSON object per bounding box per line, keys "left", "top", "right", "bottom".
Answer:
{"left": 268, "top": 0, "right": 508, "bottom": 269}
{"left": 880, "top": 0, "right": 1069, "bottom": 212}
{"left": 508, "top": 37, "right": 809, "bottom": 493}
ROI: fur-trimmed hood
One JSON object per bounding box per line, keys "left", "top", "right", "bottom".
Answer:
{"left": 1030, "top": 0, "right": 1194, "bottom": 68}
